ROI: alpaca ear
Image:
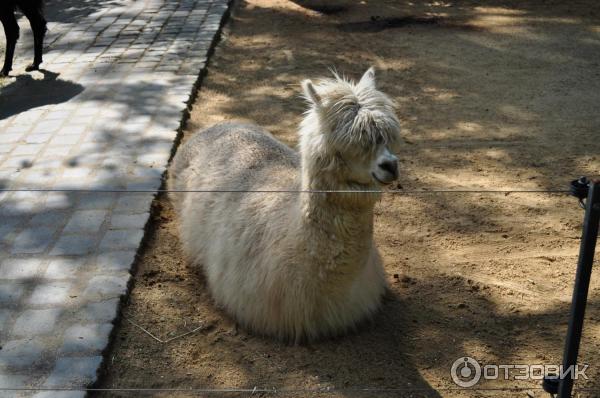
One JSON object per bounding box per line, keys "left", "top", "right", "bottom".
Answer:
{"left": 302, "top": 79, "right": 322, "bottom": 107}
{"left": 358, "top": 66, "right": 376, "bottom": 89}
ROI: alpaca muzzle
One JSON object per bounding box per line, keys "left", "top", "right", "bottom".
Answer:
{"left": 374, "top": 158, "right": 398, "bottom": 184}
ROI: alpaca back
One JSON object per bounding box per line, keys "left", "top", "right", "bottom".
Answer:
{"left": 169, "top": 123, "right": 311, "bottom": 337}
{"left": 169, "top": 122, "right": 299, "bottom": 212}
{"left": 169, "top": 122, "right": 301, "bottom": 256}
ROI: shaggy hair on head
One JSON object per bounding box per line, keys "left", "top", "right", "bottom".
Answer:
{"left": 169, "top": 67, "right": 402, "bottom": 343}
{"left": 303, "top": 71, "right": 401, "bottom": 153}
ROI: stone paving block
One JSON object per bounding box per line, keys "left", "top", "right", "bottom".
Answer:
{"left": 42, "top": 146, "right": 72, "bottom": 158}
{"left": 61, "top": 167, "right": 93, "bottom": 180}
{"left": 0, "top": 133, "right": 24, "bottom": 144}
{"left": 25, "top": 133, "right": 54, "bottom": 144}
{"left": 96, "top": 250, "right": 136, "bottom": 272}
{"left": 0, "top": 284, "right": 25, "bottom": 306}
{"left": 0, "top": 144, "right": 13, "bottom": 154}
{"left": 73, "top": 105, "right": 102, "bottom": 118}
{"left": 34, "top": 392, "right": 86, "bottom": 398}
{"left": 78, "top": 299, "right": 120, "bottom": 323}
{"left": 12, "top": 309, "right": 62, "bottom": 337}
{"left": 0, "top": 223, "right": 20, "bottom": 242}
{"left": 44, "top": 192, "right": 72, "bottom": 210}
{"left": 108, "top": 213, "right": 149, "bottom": 230}
{"left": 43, "top": 356, "right": 103, "bottom": 387}
{"left": 0, "top": 169, "right": 19, "bottom": 183}
{"left": 29, "top": 210, "right": 69, "bottom": 226}
{"left": 114, "top": 194, "right": 154, "bottom": 214}
{"left": 60, "top": 324, "right": 113, "bottom": 354}
{"left": 63, "top": 210, "right": 107, "bottom": 234}
{"left": 3, "top": 198, "right": 47, "bottom": 216}
{"left": 0, "top": 258, "right": 43, "bottom": 279}
{"left": 32, "top": 119, "right": 64, "bottom": 134}
{"left": 96, "top": 167, "right": 128, "bottom": 183}
{"left": 44, "top": 258, "right": 86, "bottom": 280}
{"left": 84, "top": 275, "right": 128, "bottom": 299}
{"left": 10, "top": 190, "right": 46, "bottom": 203}
{"left": 1, "top": 155, "right": 35, "bottom": 169}
{"left": 43, "top": 110, "right": 72, "bottom": 120}
{"left": 59, "top": 125, "right": 88, "bottom": 136}
{"left": 76, "top": 193, "right": 116, "bottom": 210}
{"left": 126, "top": 177, "right": 162, "bottom": 191}
{"left": 28, "top": 282, "right": 73, "bottom": 307}
{"left": 19, "top": 169, "right": 59, "bottom": 187}
{"left": 12, "top": 109, "right": 45, "bottom": 126}
{"left": 0, "top": 338, "right": 44, "bottom": 369}
{"left": 0, "top": 374, "right": 29, "bottom": 389}
{"left": 137, "top": 150, "right": 172, "bottom": 167}
{"left": 50, "top": 235, "right": 97, "bottom": 256}
{"left": 12, "top": 144, "right": 45, "bottom": 156}
{"left": 48, "top": 134, "right": 81, "bottom": 147}
{"left": 0, "top": 309, "right": 11, "bottom": 332}
{"left": 35, "top": 158, "right": 66, "bottom": 173}
{"left": 99, "top": 229, "right": 144, "bottom": 250}
{"left": 67, "top": 153, "right": 103, "bottom": 169}
{"left": 10, "top": 227, "right": 56, "bottom": 254}
{"left": 0, "top": 190, "right": 9, "bottom": 206}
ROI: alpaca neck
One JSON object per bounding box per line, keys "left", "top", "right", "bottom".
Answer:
{"left": 301, "top": 193, "right": 375, "bottom": 238}
{"left": 298, "top": 151, "right": 377, "bottom": 276}
{"left": 299, "top": 191, "right": 375, "bottom": 280}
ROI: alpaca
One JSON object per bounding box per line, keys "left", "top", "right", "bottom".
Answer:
{"left": 169, "top": 67, "right": 401, "bottom": 343}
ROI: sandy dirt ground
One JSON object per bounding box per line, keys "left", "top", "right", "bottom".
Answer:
{"left": 95, "top": 0, "right": 600, "bottom": 397}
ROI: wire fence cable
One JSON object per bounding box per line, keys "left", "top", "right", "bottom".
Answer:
{"left": 0, "top": 187, "right": 572, "bottom": 194}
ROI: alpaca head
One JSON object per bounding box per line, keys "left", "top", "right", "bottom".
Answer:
{"left": 299, "top": 67, "right": 401, "bottom": 193}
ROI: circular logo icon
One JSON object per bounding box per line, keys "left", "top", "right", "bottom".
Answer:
{"left": 451, "top": 357, "right": 482, "bottom": 388}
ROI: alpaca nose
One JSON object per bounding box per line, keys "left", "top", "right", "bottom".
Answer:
{"left": 378, "top": 159, "right": 398, "bottom": 179}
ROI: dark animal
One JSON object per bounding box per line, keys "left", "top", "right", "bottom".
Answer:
{"left": 1, "top": 0, "right": 46, "bottom": 77}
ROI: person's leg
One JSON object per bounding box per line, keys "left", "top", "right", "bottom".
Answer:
{"left": 0, "top": 5, "right": 19, "bottom": 76}
{"left": 20, "top": 0, "right": 46, "bottom": 71}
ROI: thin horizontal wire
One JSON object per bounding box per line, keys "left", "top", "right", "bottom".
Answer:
{"left": 0, "top": 188, "right": 572, "bottom": 194}
{"left": 3, "top": 386, "right": 592, "bottom": 392}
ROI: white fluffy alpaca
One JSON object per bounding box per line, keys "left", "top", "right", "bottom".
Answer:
{"left": 169, "top": 67, "right": 401, "bottom": 343}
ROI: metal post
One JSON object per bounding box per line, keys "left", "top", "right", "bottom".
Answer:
{"left": 558, "top": 180, "right": 600, "bottom": 397}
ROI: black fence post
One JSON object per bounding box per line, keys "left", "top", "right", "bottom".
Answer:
{"left": 557, "top": 180, "right": 600, "bottom": 397}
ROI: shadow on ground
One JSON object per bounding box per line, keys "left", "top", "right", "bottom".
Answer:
{"left": 0, "top": 70, "right": 84, "bottom": 119}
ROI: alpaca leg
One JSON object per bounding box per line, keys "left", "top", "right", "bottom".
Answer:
{"left": 21, "top": 2, "right": 46, "bottom": 71}
{"left": 0, "top": 7, "right": 19, "bottom": 76}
